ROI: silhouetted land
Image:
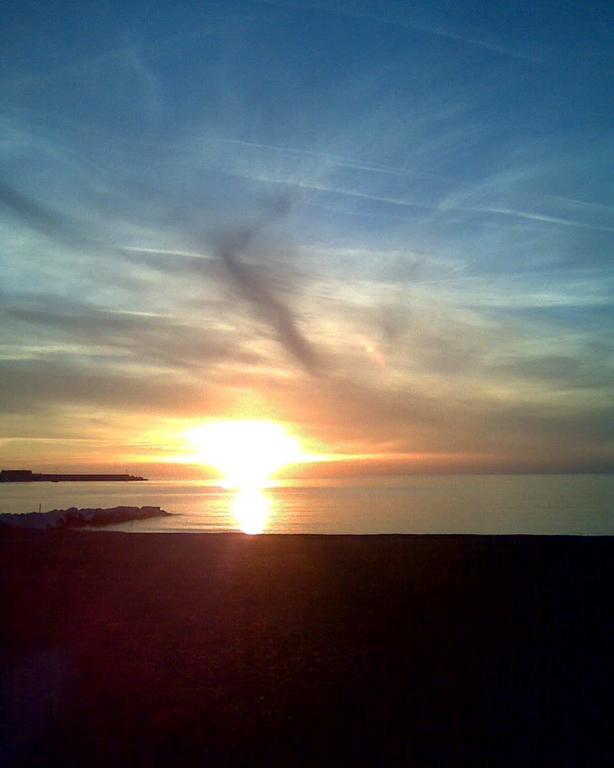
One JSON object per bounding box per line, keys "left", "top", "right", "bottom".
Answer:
{"left": 1, "top": 533, "right": 612, "bottom": 766}
{"left": 0, "top": 469, "right": 146, "bottom": 482}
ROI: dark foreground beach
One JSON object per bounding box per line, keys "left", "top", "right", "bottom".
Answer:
{"left": 1, "top": 532, "right": 612, "bottom": 767}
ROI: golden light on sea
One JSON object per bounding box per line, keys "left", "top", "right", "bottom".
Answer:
{"left": 231, "top": 487, "right": 272, "bottom": 535}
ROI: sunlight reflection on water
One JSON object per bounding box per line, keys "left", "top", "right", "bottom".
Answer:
{"left": 1, "top": 476, "right": 613, "bottom": 535}
{"left": 230, "top": 487, "right": 273, "bottom": 534}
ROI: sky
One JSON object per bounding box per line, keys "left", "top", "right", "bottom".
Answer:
{"left": 1, "top": 0, "right": 613, "bottom": 476}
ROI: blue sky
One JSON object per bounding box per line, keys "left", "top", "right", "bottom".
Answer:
{"left": 1, "top": 0, "right": 612, "bottom": 473}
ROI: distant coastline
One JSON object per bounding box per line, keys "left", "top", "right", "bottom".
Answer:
{"left": 0, "top": 469, "right": 147, "bottom": 483}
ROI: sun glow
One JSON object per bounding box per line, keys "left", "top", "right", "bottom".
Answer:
{"left": 184, "top": 420, "right": 309, "bottom": 534}
{"left": 186, "top": 420, "right": 304, "bottom": 489}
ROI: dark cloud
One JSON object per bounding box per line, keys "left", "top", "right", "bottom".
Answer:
{"left": 0, "top": 295, "right": 262, "bottom": 371}
{"left": 207, "top": 198, "right": 322, "bottom": 374}
{"left": 0, "top": 180, "right": 321, "bottom": 372}
{"left": 489, "top": 354, "right": 614, "bottom": 390}
{"left": 0, "top": 180, "right": 101, "bottom": 251}
{"left": 0, "top": 357, "right": 229, "bottom": 417}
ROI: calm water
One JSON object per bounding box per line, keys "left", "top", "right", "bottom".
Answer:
{"left": 0, "top": 475, "right": 612, "bottom": 535}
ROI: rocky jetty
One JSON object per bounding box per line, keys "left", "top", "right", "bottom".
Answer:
{"left": 0, "top": 506, "right": 170, "bottom": 529}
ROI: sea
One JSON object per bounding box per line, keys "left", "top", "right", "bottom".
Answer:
{"left": 0, "top": 475, "right": 612, "bottom": 535}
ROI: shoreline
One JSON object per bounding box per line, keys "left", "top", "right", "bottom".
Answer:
{"left": 6, "top": 528, "right": 614, "bottom": 538}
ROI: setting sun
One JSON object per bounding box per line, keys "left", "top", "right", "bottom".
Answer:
{"left": 185, "top": 420, "right": 304, "bottom": 489}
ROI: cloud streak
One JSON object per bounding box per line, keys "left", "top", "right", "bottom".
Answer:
{"left": 0, "top": 180, "right": 96, "bottom": 250}
{"left": 0, "top": 180, "right": 320, "bottom": 371}
{"left": 260, "top": 0, "right": 539, "bottom": 63}
{"left": 208, "top": 200, "right": 322, "bottom": 373}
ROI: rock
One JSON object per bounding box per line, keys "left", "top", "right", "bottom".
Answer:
{"left": 0, "top": 506, "right": 171, "bottom": 529}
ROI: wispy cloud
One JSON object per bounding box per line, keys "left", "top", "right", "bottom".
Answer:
{"left": 260, "top": 0, "right": 539, "bottom": 62}
{"left": 1, "top": 0, "right": 612, "bottom": 471}
{"left": 0, "top": 180, "right": 320, "bottom": 370}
